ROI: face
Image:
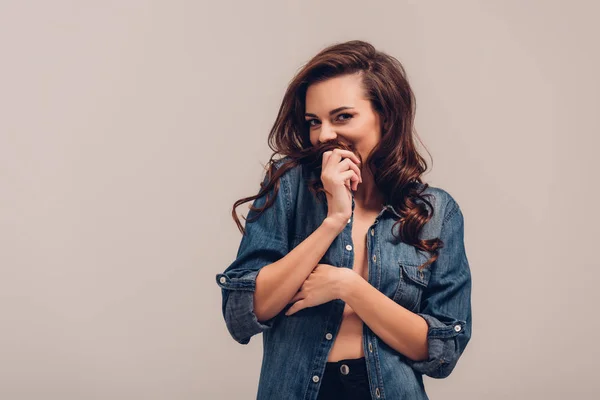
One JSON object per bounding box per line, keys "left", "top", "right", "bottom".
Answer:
{"left": 304, "top": 73, "right": 382, "bottom": 159}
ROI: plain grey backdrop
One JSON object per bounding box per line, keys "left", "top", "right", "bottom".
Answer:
{"left": 1, "top": 1, "right": 598, "bottom": 399}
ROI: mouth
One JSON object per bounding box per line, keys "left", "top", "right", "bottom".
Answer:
{"left": 295, "top": 139, "right": 361, "bottom": 170}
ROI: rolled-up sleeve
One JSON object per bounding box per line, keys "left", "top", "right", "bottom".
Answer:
{"left": 406, "top": 200, "right": 472, "bottom": 378}
{"left": 215, "top": 163, "right": 292, "bottom": 345}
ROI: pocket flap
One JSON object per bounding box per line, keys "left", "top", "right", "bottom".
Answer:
{"left": 398, "top": 262, "right": 431, "bottom": 287}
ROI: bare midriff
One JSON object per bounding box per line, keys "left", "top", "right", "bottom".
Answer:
{"left": 327, "top": 207, "right": 379, "bottom": 362}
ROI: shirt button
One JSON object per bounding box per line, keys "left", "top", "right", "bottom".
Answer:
{"left": 375, "top": 387, "right": 381, "bottom": 398}
{"left": 345, "top": 244, "right": 353, "bottom": 251}
{"left": 325, "top": 333, "right": 333, "bottom": 340}
{"left": 454, "top": 324, "right": 462, "bottom": 332}
{"left": 219, "top": 276, "right": 226, "bottom": 284}
{"left": 368, "top": 342, "right": 373, "bottom": 352}
{"left": 340, "top": 364, "right": 350, "bottom": 375}
{"left": 370, "top": 229, "right": 374, "bottom": 236}
{"left": 347, "top": 218, "right": 351, "bottom": 224}
{"left": 312, "top": 375, "right": 319, "bottom": 383}
{"left": 372, "top": 255, "right": 376, "bottom": 262}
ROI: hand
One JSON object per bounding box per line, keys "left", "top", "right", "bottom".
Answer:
{"left": 321, "top": 148, "right": 362, "bottom": 225}
{"left": 285, "top": 264, "right": 347, "bottom": 316}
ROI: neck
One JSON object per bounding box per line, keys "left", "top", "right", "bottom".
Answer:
{"left": 353, "top": 168, "right": 384, "bottom": 211}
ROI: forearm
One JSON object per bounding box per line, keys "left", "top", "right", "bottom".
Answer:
{"left": 254, "top": 217, "right": 345, "bottom": 322}
{"left": 339, "top": 269, "right": 429, "bottom": 361}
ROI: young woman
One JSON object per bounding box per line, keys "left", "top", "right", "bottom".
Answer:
{"left": 216, "top": 40, "right": 472, "bottom": 400}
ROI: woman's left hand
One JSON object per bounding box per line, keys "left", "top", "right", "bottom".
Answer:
{"left": 285, "top": 264, "right": 349, "bottom": 316}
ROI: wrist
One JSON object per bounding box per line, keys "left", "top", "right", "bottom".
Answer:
{"left": 337, "top": 268, "right": 358, "bottom": 301}
{"left": 323, "top": 216, "right": 348, "bottom": 234}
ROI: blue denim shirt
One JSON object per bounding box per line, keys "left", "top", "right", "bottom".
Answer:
{"left": 216, "top": 157, "right": 472, "bottom": 400}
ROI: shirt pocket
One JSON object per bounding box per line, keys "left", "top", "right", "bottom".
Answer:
{"left": 392, "top": 262, "right": 432, "bottom": 312}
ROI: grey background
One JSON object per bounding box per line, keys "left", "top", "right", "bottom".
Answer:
{"left": 1, "top": 1, "right": 598, "bottom": 399}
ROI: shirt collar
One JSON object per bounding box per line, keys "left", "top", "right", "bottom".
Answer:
{"left": 381, "top": 203, "right": 402, "bottom": 219}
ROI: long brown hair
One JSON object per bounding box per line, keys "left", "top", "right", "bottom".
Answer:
{"left": 232, "top": 40, "right": 444, "bottom": 271}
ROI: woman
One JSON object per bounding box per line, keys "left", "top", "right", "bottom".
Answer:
{"left": 216, "top": 40, "right": 472, "bottom": 400}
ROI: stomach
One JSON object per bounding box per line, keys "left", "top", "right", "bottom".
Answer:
{"left": 327, "top": 305, "right": 365, "bottom": 361}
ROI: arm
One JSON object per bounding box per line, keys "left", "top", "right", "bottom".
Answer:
{"left": 340, "top": 200, "right": 472, "bottom": 378}
{"left": 339, "top": 270, "right": 429, "bottom": 361}
{"left": 253, "top": 217, "right": 344, "bottom": 323}
{"left": 216, "top": 164, "right": 346, "bottom": 344}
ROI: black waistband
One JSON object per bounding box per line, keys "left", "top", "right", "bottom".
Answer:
{"left": 325, "top": 357, "right": 366, "bottom": 368}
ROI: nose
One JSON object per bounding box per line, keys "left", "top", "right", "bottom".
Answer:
{"left": 318, "top": 124, "right": 337, "bottom": 144}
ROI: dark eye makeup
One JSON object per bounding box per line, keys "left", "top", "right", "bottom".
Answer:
{"left": 305, "top": 113, "right": 353, "bottom": 127}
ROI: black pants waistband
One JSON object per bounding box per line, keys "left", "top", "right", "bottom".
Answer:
{"left": 324, "top": 357, "right": 367, "bottom": 374}
{"left": 317, "top": 357, "right": 370, "bottom": 400}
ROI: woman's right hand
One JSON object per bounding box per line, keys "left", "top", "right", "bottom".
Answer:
{"left": 320, "top": 148, "right": 362, "bottom": 227}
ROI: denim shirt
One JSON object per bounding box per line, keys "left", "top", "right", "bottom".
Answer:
{"left": 216, "top": 157, "right": 472, "bottom": 400}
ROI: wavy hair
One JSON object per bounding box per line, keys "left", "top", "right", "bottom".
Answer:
{"left": 231, "top": 40, "right": 444, "bottom": 271}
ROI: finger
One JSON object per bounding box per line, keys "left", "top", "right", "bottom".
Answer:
{"left": 333, "top": 148, "right": 361, "bottom": 165}
{"left": 331, "top": 148, "right": 361, "bottom": 167}
{"left": 288, "top": 292, "right": 302, "bottom": 304}
{"left": 322, "top": 151, "right": 333, "bottom": 170}
{"left": 337, "top": 158, "right": 362, "bottom": 183}
{"left": 324, "top": 148, "right": 343, "bottom": 169}
{"left": 285, "top": 301, "right": 303, "bottom": 316}
{"left": 339, "top": 170, "right": 360, "bottom": 191}
{"left": 343, "top": 177, "right": 354, "bottom": 192}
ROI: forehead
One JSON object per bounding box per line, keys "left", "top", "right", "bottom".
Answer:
{"left": 305, "top": 74, "right": 367, "bottom": 110}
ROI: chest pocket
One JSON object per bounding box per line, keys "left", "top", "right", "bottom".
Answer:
{"left": 392, "top": 262, "right": 431, "bottom": 312}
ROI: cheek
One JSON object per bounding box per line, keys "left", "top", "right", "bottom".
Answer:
{"left": 351, "top": 120, "right": 379, "bottom": 139}
{"left": 341, "top": 122, "right": 367, "bottom": 139}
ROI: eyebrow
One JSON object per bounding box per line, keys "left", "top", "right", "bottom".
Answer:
{"left": 304, "top": 106, "right": 354, "bottom": 118}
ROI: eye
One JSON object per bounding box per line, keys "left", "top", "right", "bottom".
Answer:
{"left": 305, "top": 113, "right": 353, "bottom": 128}
{"left": 337, "top": 113, "right": 353, "bottom": 122}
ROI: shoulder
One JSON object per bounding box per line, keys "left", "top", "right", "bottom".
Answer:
{"left": 418, "top": 183, "right": 461, "bottom": 216}
{"left": 270, "top": 155, "right": 302, "bottom": 180}
{"left": 413, "top": 182, "right": 464, "bottom": 236}
{"left": 267, "top": 155, "right": 309, "bottom": 195}
{"left": 260, "top": 155, "right": 305, "bottom": 206}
